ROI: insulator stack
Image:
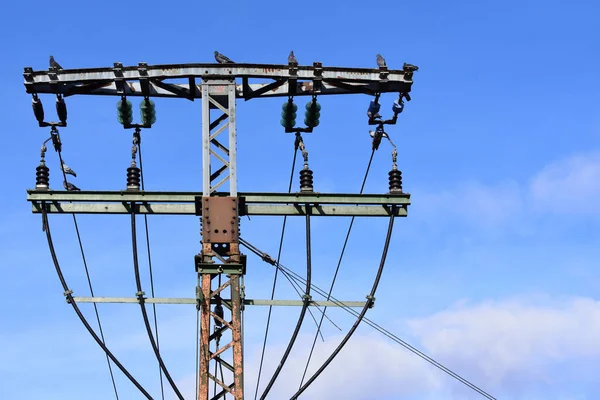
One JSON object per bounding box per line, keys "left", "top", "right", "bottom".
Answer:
{"left": 389, "top": 169, "right": 403, "bottom": 193}
{"left": 56, "top": 96, "right": 67, "bottom": 123}
{"left": 35, "top": 162, "right": 50, "bottom": 190}
{"left": 300, "top": 168, "right": 314, "bottom": 192}
{"left": 127, "top": 164, "right": 141, "bottom": 190}
{"left": 32, "top": 97, "right": 44, "bottom": 123}
{"left": 367, "top": 100, "right": 381, "bottom": 119}
{"left": 140, "top": 98, "right": 157, "bottom": 126}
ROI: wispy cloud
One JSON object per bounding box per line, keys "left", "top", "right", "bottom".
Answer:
{"left": 411, "top": 149, "right": 600, "bottom": 233}
{"left": 170, "top": 296, "right": 600, "bottom": 399}
{"left": 530, "top": 150, "right": 600, "bottom": 215}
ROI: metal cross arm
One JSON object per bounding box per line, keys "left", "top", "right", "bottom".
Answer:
{"left": 71, "top": 297, "right": 368, "bottom": 307}
{"left": 23, "top": 62, "right": 413, "bottom": 99}
{"left": 27, "top": 190, "right": 411, "bottom": 217}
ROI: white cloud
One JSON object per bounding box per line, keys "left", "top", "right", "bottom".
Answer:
{"left": 412, "top": 150, "right": 600, "bottom": 230}
{"left": 174, "top": 296, "right": 600, "bottom": 399}
{"left": 414, "top": 180, "right": 522, "bottom": 227}
{"left": 408, "top": 296, "right": 600, "bottom": 397}
{"left": 530, "top": 150, "right": 600, "bottom": 215}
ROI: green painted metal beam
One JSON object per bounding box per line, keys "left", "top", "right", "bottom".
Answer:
{"left": 31, "top": 202, "right": 407, "bottom": 217}
{"left": 71, "top": 297, "right": 366, "bottom": 307}
{"left": 26, "top": 190, "right": 411, "bottom": 205}
{"left": 27, "top": 190, "right": 410, "bottom": 217}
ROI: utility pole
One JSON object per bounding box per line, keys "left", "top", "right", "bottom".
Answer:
{"left": 25, "top": 59, "right": 416, "bottom": 399}
{"left": 196, "top": 78, "right": 245, "bottom": 399}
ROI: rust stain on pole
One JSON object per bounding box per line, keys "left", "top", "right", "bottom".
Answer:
{"left": 198, "top": 274, "right": 211, "bottom": 400}
{"left": 231, "top": 275, "right": 244, "bottom": 399}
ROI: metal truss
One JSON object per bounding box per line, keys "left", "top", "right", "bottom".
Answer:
{"left": 23, "top": 62, "right": 414, "bottom": 100}
{"left": 27, "top": 191, "right": 411, "bottom": 217}
{"left": 203, "top": 80, "right": 237, "bottom": 195}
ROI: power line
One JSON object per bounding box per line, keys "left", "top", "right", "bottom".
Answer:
{"left": 41, "top": 207, "right": 153, "bottom": 399}
{"left": 291, "top": 210, "right": 395, "bottom": 399}
{"left": 253, "top": 143, "right": 298, "bottom": 400}
{"left": 239, "top": 238, "right": 340, "bottom": 334}
{"left": 253, "top": 250, "right": 497, "bottom": 400}
{"left": 55, "top": 148, "right": 120, "bottom": 400}
{"left": 259, "top": 141, "right": 314, "bottom": 400}
{"left": 300, "top": 148, "right": 376, "bottom": 388}
{"left": 131, "top": 206, "right": 185, "bottom": 399}
{"left": 137, "top": 136, "right": 165, "bottom": 400}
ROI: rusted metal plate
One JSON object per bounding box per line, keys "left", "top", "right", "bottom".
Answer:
{"left": 201, "top": 196, "right": 239, "bottom": 243}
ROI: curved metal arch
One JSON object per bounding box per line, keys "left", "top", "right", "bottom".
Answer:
{"left": 290, "top": 209, "right": 396, "bottom": 399}
{"left": 41, "top": 206, "right": 154, "bottom": 399}
{"left": 258, "top": 208, "right": 313, "bottom": 400}
{"left": 130, "top": 204, "right": 185, "bottom": 400}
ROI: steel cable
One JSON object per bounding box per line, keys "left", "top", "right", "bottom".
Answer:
{"left": 131, "top": 205, "right": 185, "bottom": 400}
{"left": 259, "top": 207, "right": 312, "bottom": 400}
{"left": 245, "top": 243, "right": 497, "bottom": 400}
{"left": 239, "top": 238, "right": 339, "bottom": 334}
{"left": 252, "top": 147, "right": 298, "bottom": 400}
{"left": 55, "top": 149, "right": 120, "bottom": 399}
{"left": 41, "top": 206, "right": 153, "bottom": 399}
{"left": 299, "top": 148, "right": 376, "bottom": 387}
{"left": 290, "top": 209, "right": 395, "bottom": 399}
{"left": 137, "top": 138, "right": 166, "bottom": 400}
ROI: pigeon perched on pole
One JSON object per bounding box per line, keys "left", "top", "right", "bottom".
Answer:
{"left": 64, "top": 181, "right": 80, "bottom": 191}
{"left": 49, "top": 55, "right": 63, "bottom": 70}
{"left": 288, "top": 50, "right": 298, "bottom": 65}
{"left": 214, "top": 51, "right": 234, "bottom": 64}
{"left": 376, "top": 54, "right": 386, "bottom": 68}
{"left": 403, "top": 62, "right": 419, "bottom": 72}
{"left": 61, "top": 160, "right": 77, "bottom": 177}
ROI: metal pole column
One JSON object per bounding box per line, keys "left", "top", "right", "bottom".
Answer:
{"left": 198, "top": 79, "right": 244, "bottom": 400}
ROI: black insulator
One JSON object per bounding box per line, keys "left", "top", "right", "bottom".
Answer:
{"left": 56, "top": 96, "right": 67, "bottom": 123}
{"left": 389, "top": 169, "right": 403, "bottom": 192}
{"left": 127, "top": 165, "right": 141, "bottom": 190}
{"left": 214, "top": 303, "right": 224, "bottom": 327}
{"left": 32, "top": 98, "right": 44, "bottom": 123}
{"left": 36, "top": 163, "right": 50, "bottom": 189}
{"left": 300, "top": 168, "right": 314, "bottom": 192}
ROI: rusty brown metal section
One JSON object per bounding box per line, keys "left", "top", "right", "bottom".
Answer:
{"left": 198, "top": 195, "right": 244, "bottom": 400}
{"left": 202, "top": 197, "right": 239, "bottom": 245}
{"left": 231, "top": 275, "right": 244, "bottom": 399}
{"left": 199, "top": 274, "right": 211, "bottom": 400}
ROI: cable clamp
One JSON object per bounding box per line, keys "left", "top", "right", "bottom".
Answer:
{"left": 302, "top": 294, "right": 312, "bottom": 303}
{"left": 261, "top": 253, "right": 277, "bottom": 266}
{"left": 366, "top": 294, "right": 376, "bottom": 308}
{"left": 64, "top": 289, "right": 73, "bottom": 302}
{"left": 136, "top": 291, "right": 145, "bottom": 299}
{"left": 50, "top": 127, "right": 62, "bottom": 153}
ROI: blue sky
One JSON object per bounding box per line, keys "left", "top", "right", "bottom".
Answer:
{"left": 1, "top": 0, "right": 599, "bottom": 399}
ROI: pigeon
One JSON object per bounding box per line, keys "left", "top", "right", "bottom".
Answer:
{"left": 376, "top": 54, "right": 386, "bottom": 68}
{"left": 403, "top": 62, "right": 419, "bottom": 71}
{"left": 64, "top": 181, "right": 80, "bottom": 191}
{"left": 49, "top": 55, "right": 63, "bottom": 70}
{"left": 61, "top": 160, "right": 77, "bottom": 177}
{"left": 288, "top": 50, "right": 298, "bottom": 65}
{"left": 214, "top": 51, "right": 234, "bottom": 64}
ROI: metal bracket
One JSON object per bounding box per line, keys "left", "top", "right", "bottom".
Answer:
{"left": 194, "top": 255, "right": 246, "bottom": 275}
